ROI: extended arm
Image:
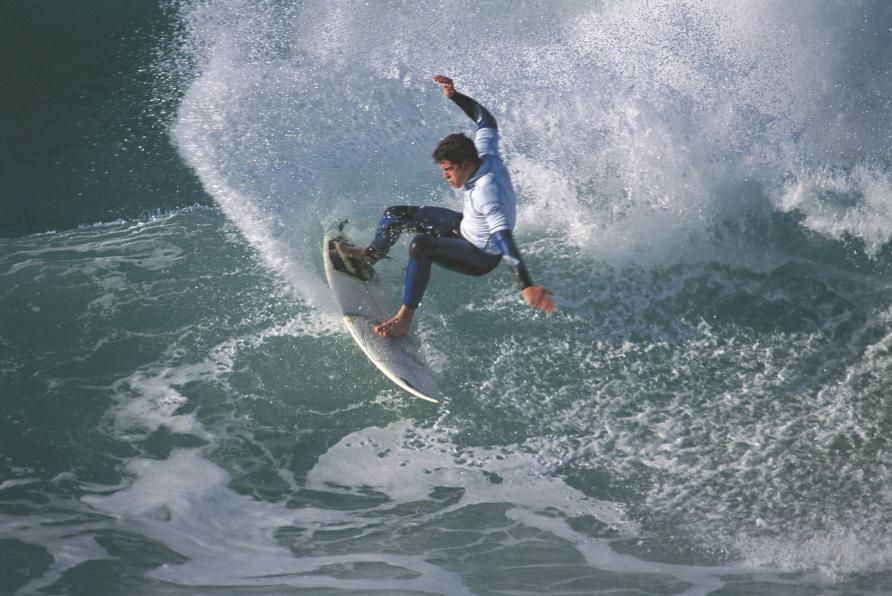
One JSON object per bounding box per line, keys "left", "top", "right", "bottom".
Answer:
{"left": 433, "top": 74, "right": 497, "bottom": 130}
{"left": 492, "top": 229, "right": 556, "bottom": 313}
{"left": 491, "top": 229, "right": 532, "bottom": 289}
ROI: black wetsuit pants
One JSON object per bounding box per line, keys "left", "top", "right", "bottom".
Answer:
{"left": 368, "top": 206, "right": 501, "bottom": 309}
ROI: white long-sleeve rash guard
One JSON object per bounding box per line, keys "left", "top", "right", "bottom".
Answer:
{"left": 450, "top": 92, "right": 534, "bottom": 289}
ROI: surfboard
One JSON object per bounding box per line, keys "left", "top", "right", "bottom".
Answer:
{"left": 322, "top": 222, "right": 440, "bottom": 403}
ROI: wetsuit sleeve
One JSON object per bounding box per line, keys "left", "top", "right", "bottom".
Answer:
{"left": 450, "top": 92, "right": 497, "bottom": 130}
{"left": 450, "top": 92, "right": 499, "bottom": 158}
{"left": 491, "top": 229, "right": 534, "bottom": 290}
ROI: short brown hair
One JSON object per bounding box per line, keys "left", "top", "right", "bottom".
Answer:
{"left": 432, "top": 133, "right": 479, "bottom": 166}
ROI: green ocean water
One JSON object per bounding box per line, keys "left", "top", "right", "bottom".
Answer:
{"left": 1, "top": 0, "right": 205, "bottom": 236}
{"left": 3, "top": 1, "right": 892, "bottom": 595}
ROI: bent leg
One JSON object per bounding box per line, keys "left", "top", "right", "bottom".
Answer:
{"left": 402, "top": 236, "right": 501, "bottom": 309}
{"left": 368, "top": 206, "right": 462, "bottom": 258}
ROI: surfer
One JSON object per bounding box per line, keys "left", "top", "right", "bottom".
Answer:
{"left": 340, "top": 74, "right": 555, "bottom": 338}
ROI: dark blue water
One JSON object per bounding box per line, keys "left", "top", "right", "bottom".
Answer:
{"left": 1, "top": 0, "right": 206, "bottom": 236}
{"left": 2, "top": 1, "right": 892, "bottom": 594}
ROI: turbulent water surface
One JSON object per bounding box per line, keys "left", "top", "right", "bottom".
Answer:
{"left": 2, "top": 1, "right": 892, "bottom": 594}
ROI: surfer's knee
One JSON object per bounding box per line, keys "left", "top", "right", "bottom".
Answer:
{"left": 383, "top": 205, "right": 417, "bottom": 223}
{"left": 409, "top": 235, "right": 436, "bottom": 261}
{"left": 372, "top": 206, "right": 419, "bottom": 255}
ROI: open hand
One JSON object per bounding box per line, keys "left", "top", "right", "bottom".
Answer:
{"left": 433, "top": 74, "right": 455, "bottom": 97}
{"left": 522, "top": 285, "right": 556, "bottom": 313}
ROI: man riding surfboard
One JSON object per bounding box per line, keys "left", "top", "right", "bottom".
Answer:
{"left": 339, "top": 75, "right": 555, "bottom": 337}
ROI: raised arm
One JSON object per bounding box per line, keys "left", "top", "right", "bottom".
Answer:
{"left": 433, "top": 75, "right": 497, "bottom": 130}
{"left": 434, "top": 75, "right": 554, "bottom": 313}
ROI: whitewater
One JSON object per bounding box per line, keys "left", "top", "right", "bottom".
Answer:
{"left": 2, "top": 1, "right": 891, "bottom": 594}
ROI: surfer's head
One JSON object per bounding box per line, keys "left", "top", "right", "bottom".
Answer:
{"left": 433, "top": 133, "right": 480, "bottom": 188}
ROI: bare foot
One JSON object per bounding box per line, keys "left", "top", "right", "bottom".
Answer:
{"left": 374, "top": 305, "right": 414, "bottom": 338}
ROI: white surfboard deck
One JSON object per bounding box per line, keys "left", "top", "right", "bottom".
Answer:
{"left": 322, "top": 224, "right": 440, "bottom": 403}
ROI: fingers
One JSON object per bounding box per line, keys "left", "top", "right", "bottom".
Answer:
{"left": 535, "top": 291, "right": 557, "bottom": 313}
{"left": 433, "top": 74, "right": 455, "bottom": 96}
{"left": 524, "top": 286, "right": 557, "bottom": 313}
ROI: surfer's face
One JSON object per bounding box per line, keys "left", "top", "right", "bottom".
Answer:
{"left": 438, "top": 160, "right": 476, "bottom": 188}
